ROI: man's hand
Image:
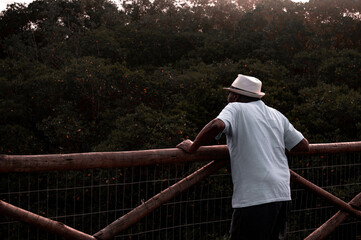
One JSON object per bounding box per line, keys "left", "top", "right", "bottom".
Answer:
{"left": 176, "top": 119, "right": 225, "bottom": 153}
{"left": 176, "top": 139, "right": 195, "bottom": 153}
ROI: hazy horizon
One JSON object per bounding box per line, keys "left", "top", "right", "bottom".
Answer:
{"left": 1, "top": 0, "right": 310, "bottom": 13}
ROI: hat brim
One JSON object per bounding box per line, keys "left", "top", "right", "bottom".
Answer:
{"left": 223, "top": 87, "right": 265, "bottom": 99}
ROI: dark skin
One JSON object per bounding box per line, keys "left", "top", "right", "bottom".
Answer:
{"left": 176, "top": 91, "right": 310, "bottom": 153}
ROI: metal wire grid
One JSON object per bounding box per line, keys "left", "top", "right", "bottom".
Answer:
{"left": 288, "top": 152, "right": 361, "bottom": 240}
{"left": 0, "top": 152, "right": 360, "bottom": 240}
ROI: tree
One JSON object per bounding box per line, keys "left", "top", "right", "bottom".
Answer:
{"left": 318, "top": 49, "right": 361, "bottom": 89}
{"left": 94, "top": 104, "right": 194, "bottom": 151}
{"left": 1, "top": 0, "right": 361, "bottom": 154}
{"left": 290, "top": 83, "right": 361, "bottom": 142}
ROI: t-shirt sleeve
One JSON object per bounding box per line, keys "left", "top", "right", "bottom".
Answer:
{"left": 284, "top": 120, "right": 304, "bottom": 151}
{"left": 216, "top": 103, "right": 234, "bottom": 136}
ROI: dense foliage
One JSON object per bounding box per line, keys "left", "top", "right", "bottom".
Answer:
{"left": 1, "top": 0, "right": 361, "bottom": 154}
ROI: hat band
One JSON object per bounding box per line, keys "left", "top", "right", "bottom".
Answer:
{"left": 230, "top": 86, "right": 258, "bottom": 95}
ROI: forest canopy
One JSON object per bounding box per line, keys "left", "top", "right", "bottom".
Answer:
{"left": 1, "top": 0, "right": 361, "bottom": 154}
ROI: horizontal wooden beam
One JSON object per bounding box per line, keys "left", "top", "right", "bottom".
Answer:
{"left": 1, "top": 142, "right": 361, "bottom": 173}
{"left": 0, "top": 145, "right": 229, "bottom": 172}
{"left": 290, "top": 141, "right": 361, "bottom": 155}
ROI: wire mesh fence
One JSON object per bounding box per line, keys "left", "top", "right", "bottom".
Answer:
{"left": 0, "top": 151, "right": 360, "bottom": 240}
{"left": 288, "top": 152, "right": 361, "bottom": 240}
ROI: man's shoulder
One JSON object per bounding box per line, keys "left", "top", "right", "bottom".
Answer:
{"left": 264, "top": 103, "right": 284, "bottom": 115}
{"left": 225, "top": 102, "right": 242, "bottom": 110}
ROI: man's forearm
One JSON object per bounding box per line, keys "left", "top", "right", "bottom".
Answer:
{"left": 190, "top": 119, "right": 225, "bottom": 152}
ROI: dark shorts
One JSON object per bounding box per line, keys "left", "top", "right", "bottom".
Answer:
{"left": 229, "top": 201, "right": 291, "bottom": 240}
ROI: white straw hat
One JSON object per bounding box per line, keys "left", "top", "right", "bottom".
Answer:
{"left": 224, "top": 74, "right": 265, "bottom": 99}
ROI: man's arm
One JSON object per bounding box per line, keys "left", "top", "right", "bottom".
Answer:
{"left": 289, "top": 138, "right": 310, "bottom": 152}
{"left": 176, "top": 118, "right": 225, "bottom": 153}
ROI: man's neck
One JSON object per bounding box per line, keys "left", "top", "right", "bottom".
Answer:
{"left": 237, "top": 95, "right": 260, "bottom": 103}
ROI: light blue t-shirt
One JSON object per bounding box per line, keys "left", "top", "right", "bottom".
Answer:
{"left": 217, "top": 101, "right": 304, "bottom": 208}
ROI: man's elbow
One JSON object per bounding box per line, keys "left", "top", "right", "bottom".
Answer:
{"left": 302, "top": 138, "right": 310, "bottom": 152}
{"left": 210, "top": 118, "right": 225, "bottom": 132}
{"left": 291, "top": 138, "right": 310, "bottom": 152}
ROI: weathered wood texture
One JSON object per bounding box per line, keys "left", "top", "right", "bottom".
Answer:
{"left": 291, "top": 141, "right": 361, "bottom": 155}
{"left": 0, "top": 145, "right": 229, "bottom": 172}
{"left": 290, "top": 170, "right": 361, "bottom": 219}
{"left": 0, "top": 200, "right": 97, "bottom": 240}
{"left": 93, "top": 159, "right": 228, "bottom": 240}
{"left": 1, "top": 142, "right": 361, "bottom": 173}
{"left": 305, "top": 192, "right": 361, "bottom": 240}
{"left": 1, "top": 142, "right": 361, "bottom": 240}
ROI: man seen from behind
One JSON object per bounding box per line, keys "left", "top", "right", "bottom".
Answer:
{"left": 177, "top": 74, "right": 309, "bottom": 240}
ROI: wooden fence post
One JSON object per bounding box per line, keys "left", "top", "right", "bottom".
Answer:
{"left": 305, "top": 192, "right": 361, "bottom": 240}
{"left": 0, "top": 200, "right": 97, "bottom": 240}
{"left": 290, "top": 170, "right": 361, "bottom": 219}
{"left": 93, "top": 159, "right": 228, "bottom": 240}
{"left": 1, "top": 142, "right": 361, "bottom": 239}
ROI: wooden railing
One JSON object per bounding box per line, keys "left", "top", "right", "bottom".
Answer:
{"left": 1, "top": 141, "right": 361, "bottom": 240}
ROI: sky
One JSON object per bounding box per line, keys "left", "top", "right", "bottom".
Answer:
{"left": 1, "top": 0, "right": 309, "bottom": 13}
{"left": 1, "top": 0, "right": 31, "bottom": 11}
{"left": 0, "top": 0, "right": 119, "bottom": 12}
